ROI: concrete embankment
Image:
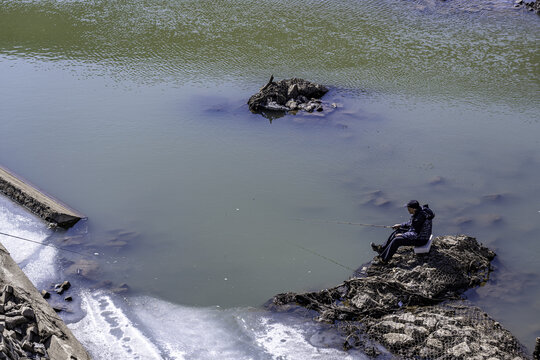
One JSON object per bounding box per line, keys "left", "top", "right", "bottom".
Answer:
{"left": 0, "top": 242, "right": 91, "bottom": 359}
{"left": 0, "top": 165, "right": 90, "bottom": 358}
{"left": 0, "top": 166, "right": 85, "bottom": 229}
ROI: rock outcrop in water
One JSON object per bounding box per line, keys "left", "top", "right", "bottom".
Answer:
{"left": 269, "top": 235, "right": 532, "bottom": 359}
{"left": 248, "top": 76, "right": 329, "bottom": 114}
{"left": 515, "top": 0, "right": 540, "bottom": 13}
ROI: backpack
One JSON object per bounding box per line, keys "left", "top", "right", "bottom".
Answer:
{"left": 418, "top": 204, "right": 435, "bottom": 243}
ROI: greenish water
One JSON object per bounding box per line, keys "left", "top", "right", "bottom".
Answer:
{"left": 1, "top": 0, "right": 539, "bottom": 353}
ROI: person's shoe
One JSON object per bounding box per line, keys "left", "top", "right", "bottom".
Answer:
{"left": 371, "top": 242, "right": 383, "bottom": 254}
{"left": 372, "top": 256, "right": 388, "bottom": 265}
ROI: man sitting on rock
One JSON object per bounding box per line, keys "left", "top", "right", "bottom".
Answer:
{"left": 371, "top": 200, "right": 435, "bottom": 264}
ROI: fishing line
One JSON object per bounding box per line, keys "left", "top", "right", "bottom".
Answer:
{"left": 291, "top": 217, "right": 392, "bottom": 271}
{"left": 0, "top": 231, "right": 90, "bottom": 257}
{"left": 294, "top": 218, "right": 393, "bottom": 228}
{"left": 291, "top": 243, "right": 356, "bottom": 272}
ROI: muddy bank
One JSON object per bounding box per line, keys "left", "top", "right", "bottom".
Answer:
{"left": 0, "top": 242, "right": 91, "bottom": 359}
{"left": 269, "top": 235, "right": 531, "bottom": 359}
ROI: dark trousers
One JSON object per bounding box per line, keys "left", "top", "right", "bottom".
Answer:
{"left": 380, "top": 229, "right": 420, "bottom": 262}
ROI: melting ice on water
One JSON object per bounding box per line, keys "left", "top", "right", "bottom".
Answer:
{"left": 1, "top": 197, "right": 367, "bottom": 359}
{"left": 0, "top": 196, "right": 56, "bottom": 285}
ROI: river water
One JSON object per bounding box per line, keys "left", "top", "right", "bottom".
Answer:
{"left": 1, "top": 0, "right": 539, "bottom": 358}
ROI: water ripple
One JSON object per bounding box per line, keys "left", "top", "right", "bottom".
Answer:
{"left": 0, "top": 0, "right": 538, "bottom": 104}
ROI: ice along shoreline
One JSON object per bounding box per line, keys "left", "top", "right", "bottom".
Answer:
{"left": 0, "top": 165, "right": 91, "bottom": 358}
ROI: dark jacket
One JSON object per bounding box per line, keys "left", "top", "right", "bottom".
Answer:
{"left": 401, "top": 205, "right": 435, "bottom": 242}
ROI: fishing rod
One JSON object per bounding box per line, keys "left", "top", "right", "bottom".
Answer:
{"left": 0, "top": 231, "right": 90, "bottom": 257}
{"left": 295, "top": 218, "right": 393, "bottom": 229}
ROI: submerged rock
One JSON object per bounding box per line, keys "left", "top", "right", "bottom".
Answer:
{"left": 428, "top": 176, "right": 445, "bottom": 185}
{"left": 65, "top": 259, "right": 100, "bottom": 280}
{"left": 269, "top": 235, "right": 531, "bottom": 358}
{"left": 360, "top": 190, "right": 392, "bottom": 208}
{"left": 248, "top": 76, "right": 329, "bottom": 114}
{"left": 54, "top": 280, "right": 71, "bottom": 295}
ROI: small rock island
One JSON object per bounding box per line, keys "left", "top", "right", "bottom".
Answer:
{"left": 248, "top": 76, "right": 329, "bottom": 113}
{"left": 269, "top": 235, "right": 532, "bottom": 359}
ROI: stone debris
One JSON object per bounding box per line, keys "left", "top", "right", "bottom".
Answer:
{"left": 0, "top": 242, "right": 90, "bottom": 360}
{"left": 0, "top": 285, "right": 67, "bottom": 359}
{"left": 0, "top": 279, "right": 80, "bottom": 357}
{"left": 270, "top": 235, "right": 532, "bottom": 359}
{"left": 248, "top": 77, "right": 329, "bottom": 114}
{"left": 54, "top": 281, "right": 71, "bottom": 295}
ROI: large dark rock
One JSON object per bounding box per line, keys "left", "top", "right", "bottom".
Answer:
{"left": 269, "top": 235, "right": 531, "bottom": 359}
{"left": 248, "top": 76, "right": 329, "bottom": 113}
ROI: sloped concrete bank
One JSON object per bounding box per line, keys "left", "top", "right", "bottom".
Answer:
{"left": 0, "top": 166, "right": 84, "bottom": 229}
{"left": 269, "top": 235, "right": 532, "bottom": 359}
{"left": 0, "top": 242, "right": 91, "bottom": 360}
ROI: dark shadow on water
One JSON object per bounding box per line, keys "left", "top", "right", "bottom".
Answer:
{"left": 258, "top": 109, "right": 287, "bottom": 123}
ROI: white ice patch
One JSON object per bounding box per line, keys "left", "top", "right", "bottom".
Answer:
{"left": 20, "top": 245, "right": 57, "bottom": 284}
{"left": 69, "top": 291, "right": 164, "bottom": 360}
{"left": 0, "top": 197, "right": 52, "bottom": 263}
{"left": 129, "top": 296, "right": 250, "bottom": 359}
{"left": 0, "top": 197, "right": 56, "bottom": 284}
{"left": 249, "top": 316, "right": 367, "bottom": 360}
{"left": 129, "top": 296, "right": 367, "bottom": 360}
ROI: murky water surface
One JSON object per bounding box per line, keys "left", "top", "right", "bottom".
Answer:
{"left": 1, "top": 0, "right": 539, "bottom": 355}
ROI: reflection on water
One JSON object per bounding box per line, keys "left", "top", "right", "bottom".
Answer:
{"left": 1, "top": 0, "right": 539, "bottom": 351}
{"left": 1, "top": 0, "right": 538, "bottom": 102}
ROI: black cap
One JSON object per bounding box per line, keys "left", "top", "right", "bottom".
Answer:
{"left": 405, "top": 200, "right": 420, "bottom": 209}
